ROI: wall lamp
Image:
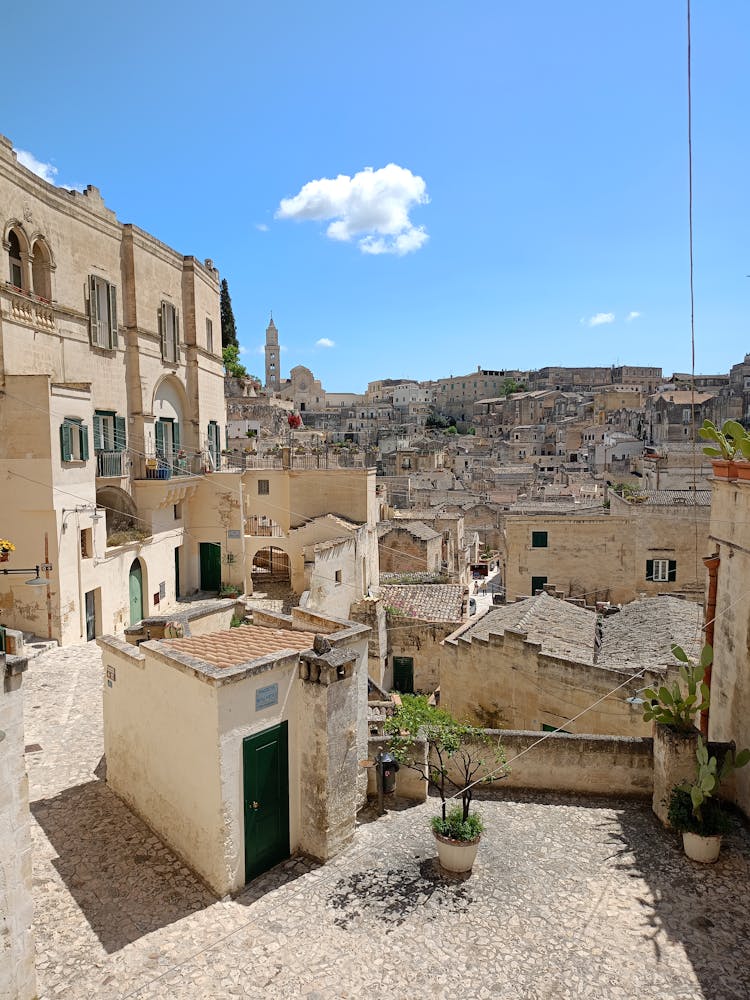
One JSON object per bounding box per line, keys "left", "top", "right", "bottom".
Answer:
{"left": 0, "top": 563, "right": 53, "bottom": 587}
{"left": 625, "top": 686, "right": 652, "bottom": 706}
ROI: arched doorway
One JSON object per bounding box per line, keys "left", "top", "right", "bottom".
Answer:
{"left": 129, "top": 559, "right": 144, "bottom": 625}
{"left": 252, "top": 546, "right": 290, "bottom": 585}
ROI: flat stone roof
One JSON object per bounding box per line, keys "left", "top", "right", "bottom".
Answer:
{"left": 162, "top": 624, "right": 315, "bottom": 669}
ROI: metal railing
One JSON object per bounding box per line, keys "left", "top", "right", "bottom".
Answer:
{"left": 95, "top": 450, "right": 127, "bottom": 478}
{"left": 133, "top": 451, "right": 217, "bottom": 480}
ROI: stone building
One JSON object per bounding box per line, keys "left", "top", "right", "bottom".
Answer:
{"left": 440, "top": 592, "right": 701, "bottom": 734}
{"left": 378, "top": 521, "right": 443, "bottom": 576}
{"left": 502, "top": 489, "right": 711, "bottom": 605}
{"left": 379, "top": 583, "right": 464, "bottom": 692}
{"left": 0, "top": 136, "right": 227, "bottom": 644}
{"left": 99, "top": 606, "right": 370, "bottom": 896}
{"left": 0, "top": 652, "right": 36, "bottom": 1000}
{"left": 264, "top": 315, "right": 281, "bottom": 392}
{"left": 706, "top": 474, "right": 750, "bottom": 818}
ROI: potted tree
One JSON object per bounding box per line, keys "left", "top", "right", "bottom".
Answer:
{"left": 668, "top": 735, "right": 750, "bottom": 862}
{"left": 699, "top": 419, "right": 750, "bottom": 479}
{"left": 385, "top": 695, "right": 508, "bottom": 872}
{"left": 642, "top": 642, "right": 711, "bottom": 826}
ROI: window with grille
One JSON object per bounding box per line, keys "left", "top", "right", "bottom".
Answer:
{"left": 258, "top": 479, "right": 270, "bottom": 495}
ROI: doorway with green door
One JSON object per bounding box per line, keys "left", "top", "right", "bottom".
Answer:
{"left": 128, "top": 558, "right": 144, "bottom": 625}
{"left": 199, "top": 542, "right": 221, "bottom": 592}
{"left": 243, "top": 723, "right": 290, "bottom": 881}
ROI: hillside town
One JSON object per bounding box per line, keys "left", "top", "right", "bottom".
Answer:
{"left": 2, "top": 132, "right": 750, "bottom": 1000}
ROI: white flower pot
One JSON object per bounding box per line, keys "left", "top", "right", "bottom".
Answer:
{"left": 682, "top": 831, "right": 722, "bottom": 863}
{"left": 434, "top": 832, "right": 480, "bottom": 872}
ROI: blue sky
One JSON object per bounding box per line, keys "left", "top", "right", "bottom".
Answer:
{"left": 5, "top": 2, "right": 750, "bottom": 390}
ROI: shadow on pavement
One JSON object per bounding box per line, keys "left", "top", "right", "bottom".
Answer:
{"left": 32, "top": 779, "right": 215, "bottom": 953}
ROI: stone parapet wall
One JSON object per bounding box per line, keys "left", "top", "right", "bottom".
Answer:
{"left": 0, "top": 655, "right": 36, "bottom": 1000}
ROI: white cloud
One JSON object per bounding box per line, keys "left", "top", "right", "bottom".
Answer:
{"left": 239, "top": 345, "right": 248, "bottom": 355}
{"left": 626, "top": 311, "right": 641, "bottom": 322}
{"left": 276, "top": 163, "right": 429, "bottom": 256}
{"left": 585, "top": 312, "right": 615, "bottom": 327}
{"left": 15, "top": 148, "right": 59, "bottom": 184}
{"left": 255, "top": 223, "right": 269, "bottom": 232}
{"left": 316, "top": 338, "right": 335, "bottom": 348}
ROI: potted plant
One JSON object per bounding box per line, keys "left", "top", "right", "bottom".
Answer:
{"left": 0, "top": 538, "right": 15, "bottom": 563}
{"left": 385, "top": 695, "right": 508, "bottom": 873}
{"left": 699, "top": 419, "right": 750, "bottom": 479}
{"left": 642, "top": 642, "right": 711, "bottom": 826}
{"left": 219, "top": 582, "right": 241, "bottom": 599}
{"left": 668, "top": 735, "right": 750, "bottom": 862}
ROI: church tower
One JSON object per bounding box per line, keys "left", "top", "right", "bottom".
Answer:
{"left": 265, "top": 315, "right": 280, "bottom": 392}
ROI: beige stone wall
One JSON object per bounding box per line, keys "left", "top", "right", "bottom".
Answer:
{"left": 440, "top": 731, "right": 653, "bottom": 797}
{"left": 707, "top": 479, "right": 750, "bottom": 817}
{"left": 441, "top": 628, "right": 659, "bottom": 736}
{"left": 0, "top": 660, "right": 36, "bottom": 1000}
{"left": 379, "top": 528, "right": 442, "bottom": 575}
{"left": 387, "top": 618, "right": 455, "bottom": 693}
{"left": 504, "top": 503, "right": 709, "bottom": 605}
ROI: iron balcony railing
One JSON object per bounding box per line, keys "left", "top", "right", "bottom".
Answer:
{"left": 95, "top": 450, "right": 127, "bottom": 478}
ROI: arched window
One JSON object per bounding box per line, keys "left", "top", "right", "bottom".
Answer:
{"left": 8, "top": 229, "right": 23, "bottom": 288}
{"left": 31, "top": 238, "right": 52, "bottom": 300}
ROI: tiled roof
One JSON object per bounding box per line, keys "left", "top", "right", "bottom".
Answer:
{"left": 597, "top": 597, "right": 703, "bottom": 671}
{"left": 650, "top": 390, "right": 715, "bottom": 404}
{"left": 626, "top": 490, "right": 711, "bottom": 507}
{"left": 378, "top": 521, "right": 441, "bottom": 541}
{"left": 380, "top": 585, "right": 464, "bottom": 622}
{"left": 460, "top": 593, "right": 596, "bottom": 662}
{"left": 162, "top": 624, "right": 315, "bottom": 669}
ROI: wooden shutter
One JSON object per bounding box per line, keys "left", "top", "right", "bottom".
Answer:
{"left": 60, "top": 422, "right": 73, "bottom": 462}
{"left": 173, "top": 309, "right": 179, "bottom": 361}
{"left": 89, "top": 275, "right": 99, "bottom": 345}
{"left": 645, "top": 560, "right": 654, "bottom": 581}
{"left": 108, "top": 283, "right": 118, "bottom": 349}
{"left": 668, "top": 560, "right": 677, "bottom": 582}
{"left": 155, "top": 420, "right": 165, "bottom": 457}
{"left": 79, "top": 425, "right": 90, "bottom": 461}
{"left": 172, "top": 422, "right": 180, "bottom": 453}
{"left": 114, "top": 416, "right": 126, "bottom": 452}
{"left": 92, "top": 414, "right": 103, "bottom": 452}
{"left": 159, "top": 304, "right": 166, "bottom": 359}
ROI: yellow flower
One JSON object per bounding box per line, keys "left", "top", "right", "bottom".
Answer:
{"left": 0, "top": 539, "right": 16, "bottom": 552}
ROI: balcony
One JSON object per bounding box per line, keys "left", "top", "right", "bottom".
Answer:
{"left": 133, "top": 452, "right": 217, "bottom": 481}
{"left": 3, "top": 284, "right": 56, "bottom": 331}
{"left": 95, "top": 450, "right": 127, "bottom": 478}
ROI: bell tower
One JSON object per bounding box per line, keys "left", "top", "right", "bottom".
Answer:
{"left": 265, "top": 314, "right": 280, "bottom": 392}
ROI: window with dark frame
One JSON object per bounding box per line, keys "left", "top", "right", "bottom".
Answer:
{"left": 258, "top": 479, "right": 269, "bottom": 495}
{"left": 531, "top": 531, "right": 548, "bottom": 548}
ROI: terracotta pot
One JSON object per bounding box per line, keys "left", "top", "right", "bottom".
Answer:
{"left": 735, "top": 462, "right": 750, "bottom": 481}
{"left": 434, "top": 832, "right": 480, "bottom": 872}
{"left": 0, "top": 551, "right": 8, "bottom": 562}
{"left": 683, "top": 831, "right": 722, "bottom": 863}
{"left": 711, "top": 459, "right": 739, "bottom": 479}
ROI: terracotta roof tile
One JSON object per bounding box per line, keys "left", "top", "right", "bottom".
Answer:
{"left": 162, "top": 624, "right": 315, "bottom": 668}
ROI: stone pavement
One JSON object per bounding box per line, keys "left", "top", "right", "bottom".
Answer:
{"left": 23, "top": 642, "right": 750, "bottom": 999}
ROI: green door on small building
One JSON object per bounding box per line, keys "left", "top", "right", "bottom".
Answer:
{"left": 531, "top": 575, "right": 548, "bottom": 596}
{"left": 174, "top": 546, "right": 181, "bottom": 599}
{"left": 393, "top": 656, "right": 414, "bottom": 694}
{"left": 129, "top": 559, "right": 143, "bottom": 625}
{"left": 199, "top": 542, "right": 221, "bottom": 592}
{"left": 243, "top": 723, "right": 290, "bottom": 881}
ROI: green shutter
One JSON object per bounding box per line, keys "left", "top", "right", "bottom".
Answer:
{"left": 174, "top": 309, "right": 179, "bottom": 359}
{"left": 108, "top": 283, "right": 118, "bottom": 348}
{"left": 668, "top": 560, "right": 677, "bottom": 583}
{"left": 645, "top": 560, "right": 654, "bottom": 581}
{"left": 92, "top": 414, "right": 103, "bottom": 452}
{"left": 172, "top": 421, "right": 180, "bottom": 453}
{"left": 155, "top": 420, "right": 165, "bottom": 457}
{"left": 89, "top": 275, "right": 99, "bottom": 344}
{"left": 159, "top": 304, "right": 166, "bottom": 359}
{"left": 114, "top": 416, "right": 126, "bottom": 452}
{"left": 60, "top": 422, "right": 73, "bottom": 462}
{"left": 79, "top": 425, "right": 90, "bottom": 461}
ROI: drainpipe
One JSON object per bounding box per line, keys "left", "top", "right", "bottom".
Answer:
{"left": 701, "top": 552, "right": 720, "bottom": 738}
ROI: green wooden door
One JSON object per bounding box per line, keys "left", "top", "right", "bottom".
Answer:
{"left": 129, "top": 560, "right": 143, "bottom": 625}
{"left": 393, "top": 656, "right": 414, "bottom": 694}
{"left": 243, "top": 723, "right": 290, "bottom": 881}
{"left": 199, "top": 542, "right": 221, "bottom": 592}
{"left": 174, "top": 546, "right": 181, "bottom": 599}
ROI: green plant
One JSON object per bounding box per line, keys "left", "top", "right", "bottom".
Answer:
{"left": 220, "top": 583, "right": 240, "bottom": 597}
{"left": 106, "top": 528, "right": 151, "bottom": 547}
{"left": 230, "top": 615, "right": 244, "bottom": 628}
{"left": 642, "top": 643, "right": 712, "bottom": 733}
{"left": 430, "top": 805, "right": 485, "bottom": 843}
{"left": 699, "top": 419, "right": 750, "bottom": 461}
{"left": 669, "top": 735, "right": 750, "bottom": 835}
{"left": 385, "top": 694, "right": 508, "bottom": 827}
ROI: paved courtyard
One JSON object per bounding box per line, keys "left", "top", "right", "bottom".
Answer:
{"left": 23, "top": 642, "right": 750, "bottom": 999}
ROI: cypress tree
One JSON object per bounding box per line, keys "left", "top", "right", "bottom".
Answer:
{"left": 220, "top": 278, "right": 238, "bottom": 349}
